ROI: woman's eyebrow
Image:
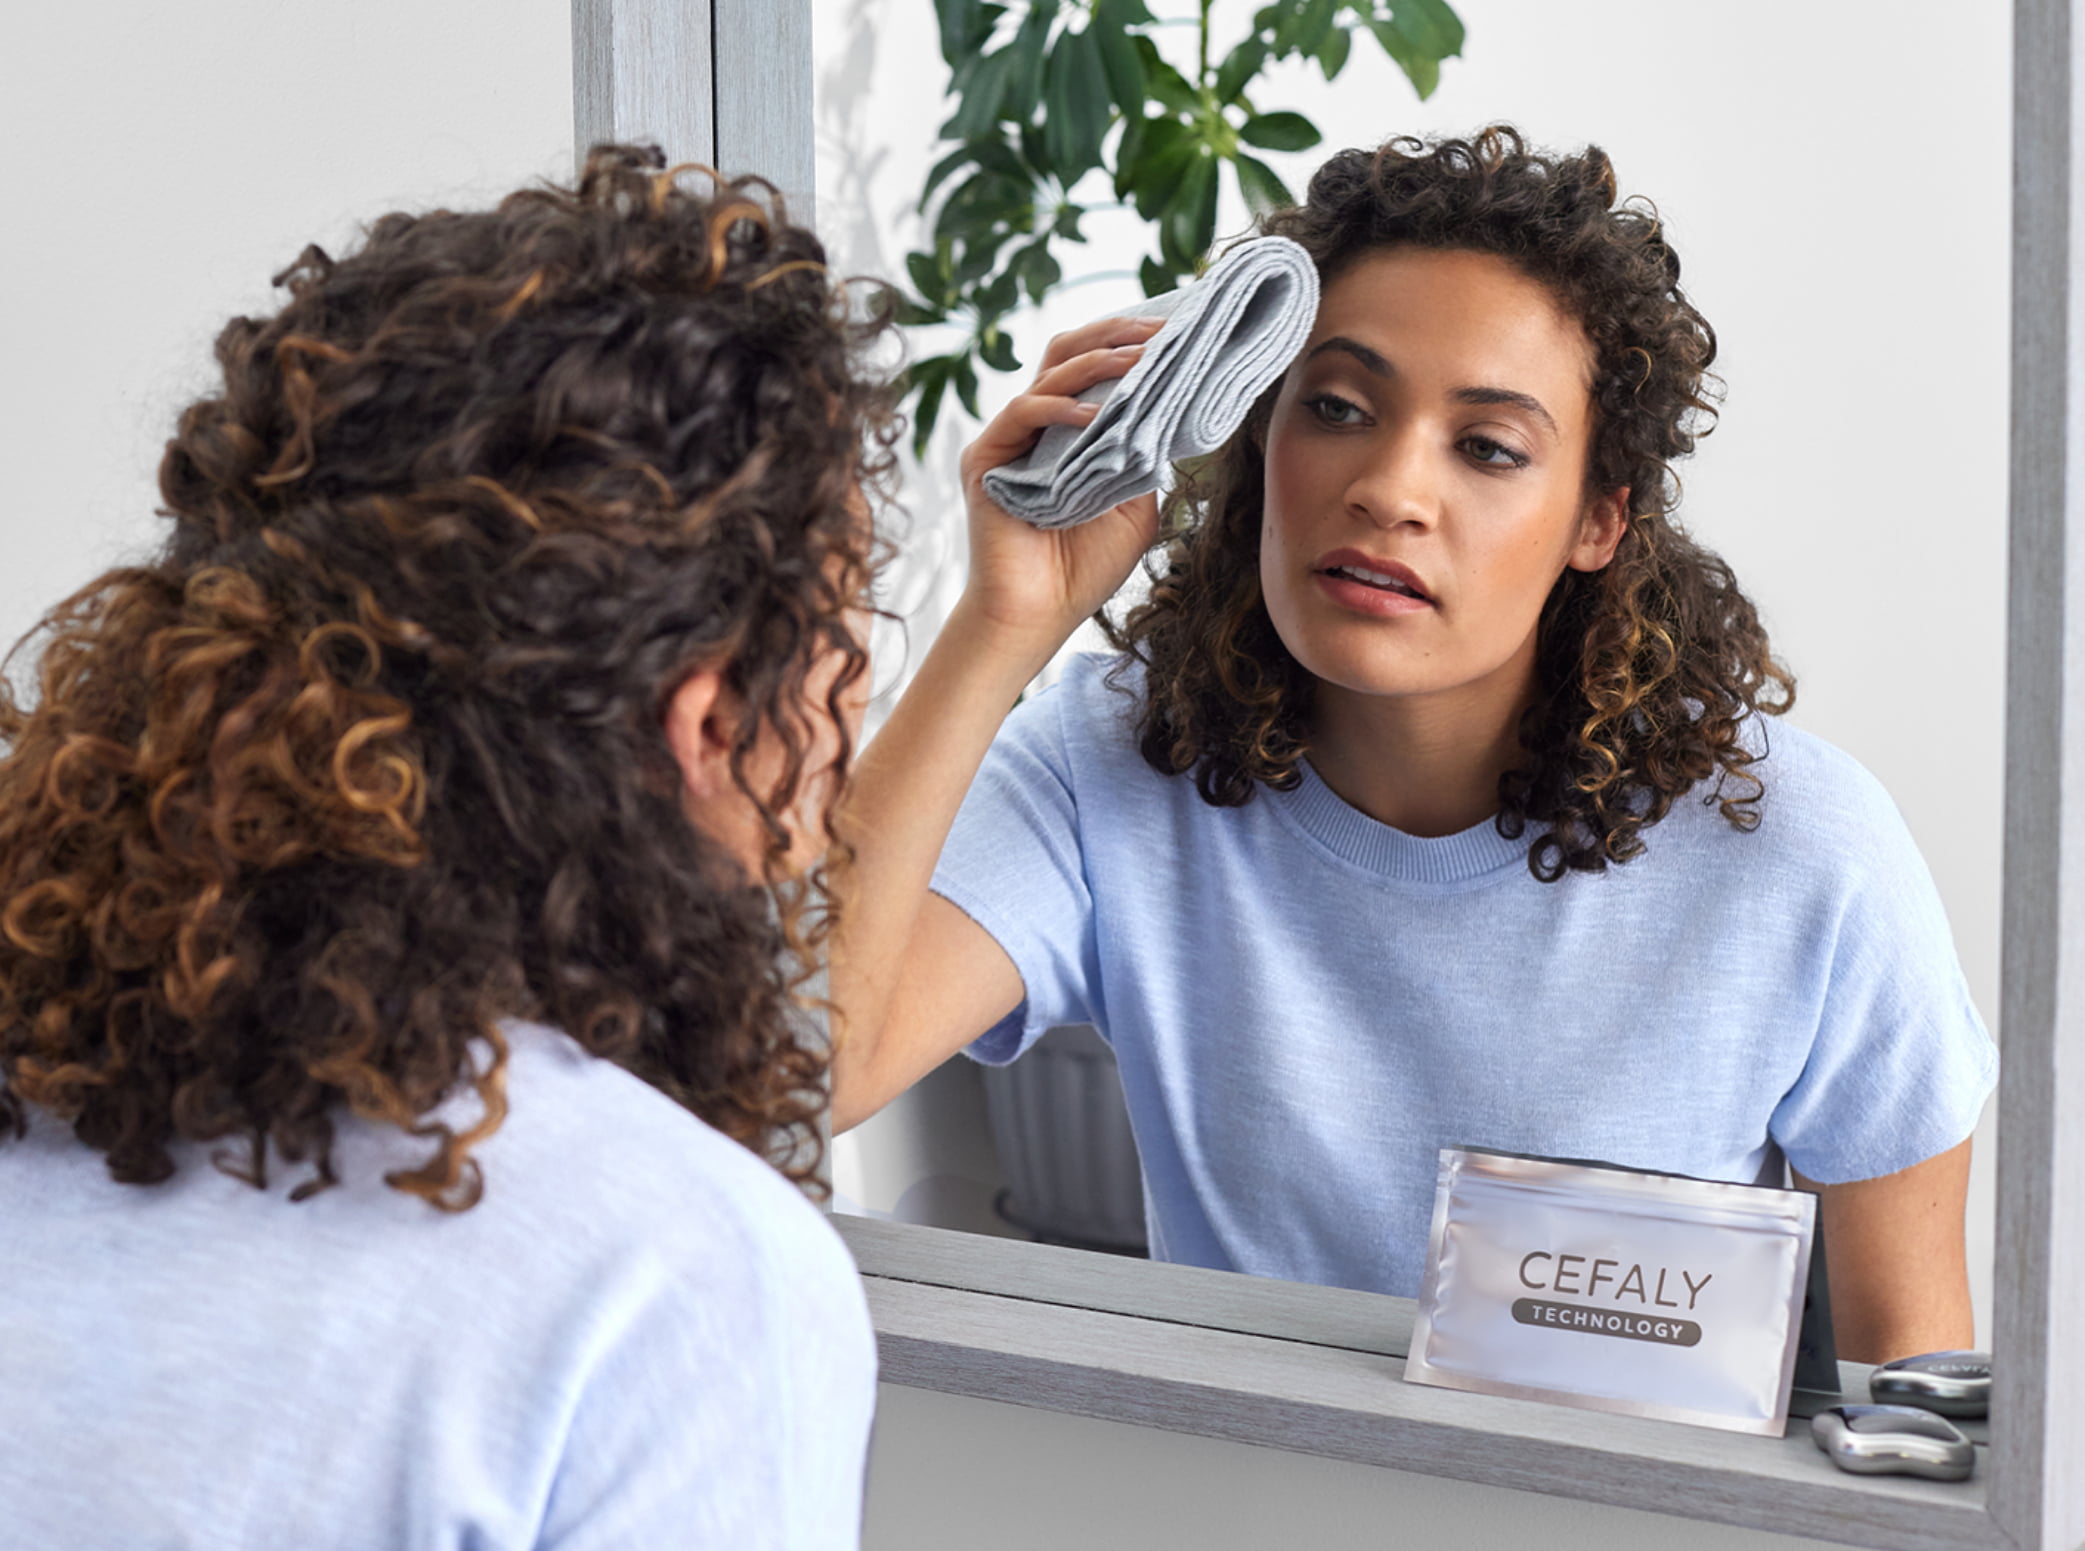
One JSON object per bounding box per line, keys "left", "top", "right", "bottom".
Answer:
{"left": 1453, "top": 386, "right": 1558, "bottom": 438}
{"left": 1304, "top": 335, "right": 1391, "bottom": 375}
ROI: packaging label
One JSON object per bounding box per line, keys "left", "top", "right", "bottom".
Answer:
{"left": 1403, "top": 1149, "right": 1816, "bottom": 1437}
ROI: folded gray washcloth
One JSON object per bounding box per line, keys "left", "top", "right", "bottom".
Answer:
{"left": 981, "top": 236, "right": 1321, "bottom": 530}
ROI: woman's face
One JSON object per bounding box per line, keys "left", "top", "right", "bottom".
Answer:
{"left": 1259, "top": 246, "right": 1625, "bottom": 715}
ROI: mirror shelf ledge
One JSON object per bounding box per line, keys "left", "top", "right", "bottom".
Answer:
{"left": 840, "top": 1214, "right": 2009, "bottom": 1551}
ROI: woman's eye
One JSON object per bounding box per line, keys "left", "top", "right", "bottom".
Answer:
{"left": 1461, "top": 435, "right": 1529, "bottom": 469}
{"left": 1305, "top": 393, "right": 1366, "bottom": 427}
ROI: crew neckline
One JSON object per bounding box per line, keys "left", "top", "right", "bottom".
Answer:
{"left": 1271, "top": 759, "right": 1533, "bottom": 883}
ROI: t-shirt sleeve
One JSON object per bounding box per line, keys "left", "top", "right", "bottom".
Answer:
{"left": 930, "top": 679, "right": 1105, "bottom": 1064}
{"left": 535, "top": 1195, "right": 877, "bottom": 1551}
{"left": 1768, "top": 773, "right": 1998, "bottom": 1184}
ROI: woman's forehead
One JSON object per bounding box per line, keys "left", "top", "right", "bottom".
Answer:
{"left": 1309, "top": 247, "right": 1597, "bottom": 399}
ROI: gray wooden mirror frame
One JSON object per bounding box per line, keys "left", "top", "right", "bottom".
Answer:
{"left": 573, "top": 2, "right": 2083, "bottom": 1544}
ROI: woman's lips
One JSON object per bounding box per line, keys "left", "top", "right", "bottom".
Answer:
{"left": 1312, "top": 551, "right": 1434, "bottom": 617}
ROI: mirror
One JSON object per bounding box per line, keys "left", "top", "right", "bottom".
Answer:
{"left": 815, "top": 0, "right": 2007, "bottom": 1348}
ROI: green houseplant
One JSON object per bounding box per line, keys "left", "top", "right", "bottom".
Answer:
{"left": 898, "top": 0, "right": 1466, "bottom": 451}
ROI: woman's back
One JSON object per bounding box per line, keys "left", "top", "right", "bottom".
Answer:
{"left": 0, "top": 1022, "right": 872, "bottom": 1550}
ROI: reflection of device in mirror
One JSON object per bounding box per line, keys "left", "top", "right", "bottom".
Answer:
{"left": 821, "top": 0, "right": 2005, "bottom": 1375}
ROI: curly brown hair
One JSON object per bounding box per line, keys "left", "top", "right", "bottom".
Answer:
{"left": 0, "top": 145, "right": 895, "bottom": 1205}
{"left": 1106, "top": 126, "right": 1794, "bottom": 878}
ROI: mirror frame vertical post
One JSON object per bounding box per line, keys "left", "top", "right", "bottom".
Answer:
{"left": 566, "top": 0, "right": 826, "bottom": 1184}
{"left": 714, "top": 0, "right": 814, "bottom": 219}
{"left": 570, "top": 0, "right": 810, "bottom": 219}
{"left": 1998, "top": 1, "right": 2085, "bottom": 1546}
{"left": 571, "top": 0, "right": 715, "bottom": 164}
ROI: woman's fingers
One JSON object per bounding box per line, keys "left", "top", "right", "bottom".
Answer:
{"left": 961, "top": 392, "right": 1100, "bottom": 482}
{"left": 962, "top": 342, "right": 1148, "bottom": 479}
{"left": 1030, "top": 342, "right": 1150, "bottom": 402}
{"left": 1033, "top": 315, "right": 1164, "bottom": 378}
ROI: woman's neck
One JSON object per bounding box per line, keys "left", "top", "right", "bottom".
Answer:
{"left": 1306, "top": 662, "right": 1535, "bottom": 839}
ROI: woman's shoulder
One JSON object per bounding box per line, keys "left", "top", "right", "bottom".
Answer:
{"left": 1689, "top": 714, "right": 1926, "bottom": 884}
{"left": 1022, "top": 648, "right": 1144, "bottom": 722}
{"left": 475, "top": 1023, "right": 860, "bottom": 1294}
{"left": 1746, "top": 718, "right": 1902, "bottom": 828}
{"left": 999, "top": 649, "right": 1158, "bottom": 778}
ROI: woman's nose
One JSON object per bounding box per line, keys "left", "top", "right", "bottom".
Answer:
{"left": 1344, "top": 426, "right": 1441, "bottom": 531}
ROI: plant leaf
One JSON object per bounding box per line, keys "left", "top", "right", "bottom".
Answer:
{"left": 1369, "top": 15, "right": 1440, "bottom": 98}
{"left": 1233, "top": 151, "right": 1295, "bottom": 217}
{"left": 905, "top": 249, "right": 952, "bottom": 308}
{"left": 1239, "top": 110, "right": 1322, "bottom": 152}
{"left": 1002, "top": 0, "right": 1060, "bottom": 124}
{"left": 1269, "top": 0, "right": 1312, "bottom": 51}
{"left": 1093, "top": 0, "right": 1148, "bottom": 114}
{"left": 1113, "top": 112, "right": 1147, "bottom": 196}
{"left": 954, "top": 231, "right": 1017, "bottom": 285}
{"left": 954, "top": 353, "right": 983, "bottom": 419}
{"left": 1016, "top": 240, "right": 1063, "bottom": 303}
{"left": 895, "top": 297, "right": 947, "bottom": 327}
{"left": 919, "top": 134, "right": 1033, "bottom": 214}
{"left": 979, "top": 326, "right": 1022, "bottom": 372}
{"left": 977, "top": 266, "right": 1021, "bottom": 316}
{"left": 921, "top": 144, "right": 979, "bottom": 211}
{"left": 1043, "top": 25, "right": 1112, "bottom": 182}
{"left": 1132, "top": 35, "right": 1199, "bottom": 113}
{"left": 1139, "top": 255, "right": 1175, "bottom": 297}
{"left": 1162, "top": 152, "right": 1218, "bottom": 268}
{"left": 1126, "top": 117, "right": 1196, "bottom": 219}
{"left": 933, "top": 168, "right": 1035, "bottom": 247}
{"left": 945, "top": 48, "right": 1018, "bottom": 139}
{"left": 908, "top": 357, "right": 951, "bottom": 455}
{"left": 1315, "top": 21, "right": 1351, "bottom": 78}
{"left": 1019, "top": 120, "right": 1050, "bottom": 171}
{"left": 1295, "top": 0, "right": 1338, "bottom": 53}
{"left": 1388, "top": 0, "right": 1464, "bottom": 58}
{"left": 934, "top": 0, "right": 979, "bottom": 66}
{"left": 941, "top": 0, "right": 1008, "bottom": 67}
{"left": 1214, "top": 37, "right": 1267, "bottom": 103}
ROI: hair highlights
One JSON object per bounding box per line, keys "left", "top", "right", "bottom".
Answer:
{"left": 0, "top": 146, "right": 897, "bottom": 1203}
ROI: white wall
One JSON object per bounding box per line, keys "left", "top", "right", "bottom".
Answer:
{"left": 0, "top": 0, "right": 574, "bottom": 664}
{"left": 817, "top": 0, "right": 2008, "bottom": 1544}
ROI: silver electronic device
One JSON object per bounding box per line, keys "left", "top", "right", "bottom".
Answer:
{"left": 1869, "top": 1349, "right": 1991, "bottom": 1418}
{"left": 1811, "top": 1405, "right": 1976, "bottom": 1481}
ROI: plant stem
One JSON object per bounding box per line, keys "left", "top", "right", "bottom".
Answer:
{"left": 1199, "top": 0, "right": 1213, "bottom": 87}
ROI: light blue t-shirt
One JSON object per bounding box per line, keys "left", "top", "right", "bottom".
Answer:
{"left": 931, "top": 654, "right": 1997, "bottom": 1296}
{"left": 0, "top": 1021, "right": 875, "bottom": 1550}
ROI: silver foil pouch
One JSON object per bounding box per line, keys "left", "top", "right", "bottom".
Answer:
{"left": 1404, "top": 1149, "right": 1816, "bottom": 1436}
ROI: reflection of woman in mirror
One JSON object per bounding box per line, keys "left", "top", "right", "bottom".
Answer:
{"left": 832, "top": 127, "right": 1995, "bottom": 1364}
{"left": 0, "top": 148, "right": 883, "bottom": 1542}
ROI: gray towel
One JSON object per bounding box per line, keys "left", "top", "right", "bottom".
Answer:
{"left": 982, "top": 236, "right": 1321, "bottom": 530}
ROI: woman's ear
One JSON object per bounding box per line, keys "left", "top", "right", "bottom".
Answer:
{"left": 1567, "top": 487, "right": 1630, "bottom": 573}
{"left": 662, "top": 663, "right": 735, "bottom": 803}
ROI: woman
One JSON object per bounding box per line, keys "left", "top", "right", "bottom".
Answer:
{"left": 830, "top": 128, "right": 1995, "bottom": 1364}
{"left": 0, "top": 147, "right": 884, "bottom": 1547}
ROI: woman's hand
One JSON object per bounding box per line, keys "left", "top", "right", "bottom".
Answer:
{"left": 954, "top": 314, "right": 1167, "bottom": 666}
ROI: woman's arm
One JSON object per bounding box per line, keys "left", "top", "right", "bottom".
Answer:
{"left": 826, "top": 316, "right": 1165, "bottom": 1134}
{"left": 1793, "top": 1137, "right": 1976, "bottom": 1365}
